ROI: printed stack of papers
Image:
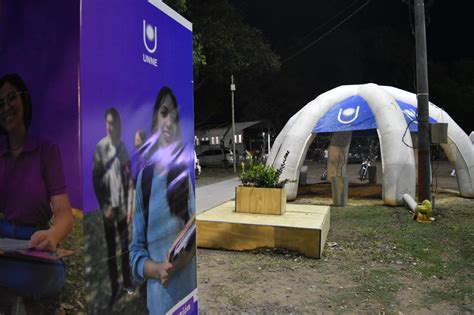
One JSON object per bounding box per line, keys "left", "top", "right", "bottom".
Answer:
{"left": 0, "top": 238, "right": 30, "bottom": 251}
{"left": 168, "top": 216, "right": 196, "bottom": 262}
{"left": 0, "top": 237, "right": 73, "bottom": 262}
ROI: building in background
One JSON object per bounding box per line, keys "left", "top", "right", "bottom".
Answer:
{"left": 195, "top": 121, "right": 273, "bottom": 159}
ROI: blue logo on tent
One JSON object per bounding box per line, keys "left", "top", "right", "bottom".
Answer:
{"left": 312, "top": 96, "right": 437, "bottom": 133}
{"left": 397, "top": 100, "right": 437, "bottom": 131}
{"left": 313, "top": 96, "right": 376, "bottom": 133}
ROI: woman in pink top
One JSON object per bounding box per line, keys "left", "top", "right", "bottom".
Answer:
{"left": 0, "top": 74, "right": 74, "bottom": 310}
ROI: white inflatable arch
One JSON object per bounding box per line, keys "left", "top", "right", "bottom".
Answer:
{"left": 383, "top": 86, "right": 474, "bottom": 199}
{"left": 267, "top": 83, "right": 474, "bottom": 205}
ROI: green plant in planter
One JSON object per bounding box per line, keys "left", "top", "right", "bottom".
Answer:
{"left": 240, "top": 151, "right": 290, "bottom": 188}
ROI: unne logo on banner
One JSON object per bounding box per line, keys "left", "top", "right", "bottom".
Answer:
{"left": 143, "top": 19, "right": 158, "bottom": 67}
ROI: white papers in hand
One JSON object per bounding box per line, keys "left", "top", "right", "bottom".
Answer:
{"left": 0, "top": 238, "right": 31, "bottom": 251}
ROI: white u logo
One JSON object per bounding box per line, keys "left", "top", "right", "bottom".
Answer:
{"left": 337, "top": 106, "right": 360, "bottom": 124}
{"left": 143, "top": 20, "right": 157, "bottom": 54}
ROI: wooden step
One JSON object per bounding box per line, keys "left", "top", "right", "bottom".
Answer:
{"left": 196, "top": 201, "right": 330, "bottom": 258}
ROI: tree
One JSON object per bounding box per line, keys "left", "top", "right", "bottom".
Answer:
{"left": 164, "top": 0, "right": 281, "bottom": 123}
{"left": 165, "top": 0, "right": 280, "bottom": 84}
{"left": 163, "top": 0, "right": 206, "bottom": 74}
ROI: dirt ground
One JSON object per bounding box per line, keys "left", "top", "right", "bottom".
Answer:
{"left": 26, "top": 160, "right": 469, "bottom": 314}
{"left": 196, "top": 160, "right": 474, "bottom": 314}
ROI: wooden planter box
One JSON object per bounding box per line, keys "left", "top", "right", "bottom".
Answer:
{"left": 235, "top": 186, "right": 286, "bottom": 215}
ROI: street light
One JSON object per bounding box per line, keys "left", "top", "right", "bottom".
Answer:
{"left": 230, "top": 75, "right": 237, "bottom": 173}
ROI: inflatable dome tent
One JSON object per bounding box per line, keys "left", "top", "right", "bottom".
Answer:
{"left": 267, "top": 84, "right": 474, "bottom": 205}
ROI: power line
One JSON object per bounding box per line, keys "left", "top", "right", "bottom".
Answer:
{"left": 298, "top": 0, "right": 363, "bottom": 44}
{"left": 282, "top": 0, "right": 371, "bottom": 65}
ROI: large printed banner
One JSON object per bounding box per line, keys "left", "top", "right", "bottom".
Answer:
{"left": 81, "top": 1, "right": 197, "bottom": 314}
{"left": 1, "top": 0, "right": 197, "bottom": 313}
{"left": 313, "top": 95, "right": 437, "bottom": 133}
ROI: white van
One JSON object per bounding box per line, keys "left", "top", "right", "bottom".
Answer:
{"left": 198, "top": 148, "right": 235, "bottom": 168}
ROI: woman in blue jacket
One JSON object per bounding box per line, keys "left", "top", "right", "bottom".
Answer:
{"left": 130, "top": 86, "right": 196, "bottom": 315}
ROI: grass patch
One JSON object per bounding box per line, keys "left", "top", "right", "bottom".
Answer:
{"left": 360, "top": 269, "right": 402, "bottom": 307}
{"left": 328, "top": 197, "right": 474, "bottom": 310}
{"left": 61, "top": 217, "right": 86, "bottom": 313}
{"left": 84, "top": 211, "right": 148, "bottom": 314}
{"left": 26, "top": 217, "right": 86, "bottom": 314}
{"left": 329, "top": 268, "right": 402, "bottom": 312}
{"left": 428, "top": 283, "right": 473, "bottom": 313}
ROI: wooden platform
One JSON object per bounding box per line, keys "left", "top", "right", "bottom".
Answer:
{"left": 196, "top": 201, "right": 330, "bottom": 258}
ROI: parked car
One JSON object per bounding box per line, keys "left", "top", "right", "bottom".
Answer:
{"left": 198, "top": 148, "right": 235, "bottom": 168}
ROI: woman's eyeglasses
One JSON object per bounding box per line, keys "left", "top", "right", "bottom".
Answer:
{"left": 0, "top": 91, "right": 23, "bottom": 110}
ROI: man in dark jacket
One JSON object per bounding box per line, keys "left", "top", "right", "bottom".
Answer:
{"left": 92, "top": 107, "right": 133, "bottom": 307}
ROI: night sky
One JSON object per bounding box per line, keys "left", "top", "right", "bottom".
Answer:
{"left": 231, "top": 0, "right": 474, "bottom": 62}
{"left": 226, "top": 0, "right": 474, "bottom": 133}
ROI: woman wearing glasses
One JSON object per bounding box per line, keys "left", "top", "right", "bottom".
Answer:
{"left": 0, "top": 74, "right": 74, "bottom": 309}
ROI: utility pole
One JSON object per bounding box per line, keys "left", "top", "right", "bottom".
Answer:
{"left": 414, "top": 0, "right": 431, "bottom": 202}
{"left": 267, "top": 132, "right": 271, "bottom": 156}
{"left": 230, "top": 75, "right": 237, "bottom": 173}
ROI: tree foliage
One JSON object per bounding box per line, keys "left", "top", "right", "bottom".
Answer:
{"left": 164, "top": 0, "right": 280, "bottom": 88}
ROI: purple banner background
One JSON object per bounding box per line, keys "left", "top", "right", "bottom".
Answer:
{"left": 80, "top": 1, "right": 194, "bottom": 213}
{"left": 0, "top": 0, "right": 82, "bottom": 208}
